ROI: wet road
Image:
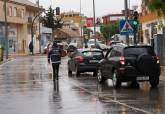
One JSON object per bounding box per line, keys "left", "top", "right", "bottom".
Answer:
{"left": 0, "top": 56, "right": 165, "bottom": 114}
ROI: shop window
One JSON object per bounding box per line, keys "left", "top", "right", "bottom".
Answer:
{"left": 9, "top": 39, "right": 13, "bottom": 48}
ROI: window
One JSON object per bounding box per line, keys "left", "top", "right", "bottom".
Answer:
{"left": 13, "top": 7, "right": 17, "bottom": 17}
{"left": 8, "top": 7, "right": 12, "bottom": 16}
{"left": 0, "top": 26, "right": 3, "bottom": 35}
{"left": 21, "top": 9, "right": 24, "bottom": 18}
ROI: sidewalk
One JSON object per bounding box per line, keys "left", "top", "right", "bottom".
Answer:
{"left": 0, "top": 53, "right": 46, "bottom": 65}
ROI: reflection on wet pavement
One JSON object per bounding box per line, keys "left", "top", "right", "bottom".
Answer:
{"left": 0, "top": 56, "right": 165, "bottom": 114}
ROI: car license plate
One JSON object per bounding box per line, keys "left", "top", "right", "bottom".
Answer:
{"left": 89, "top": 60, "right": 98, "bottom": 63}
{"left": 136, "top": 76, "right": 149, "bottom": 81}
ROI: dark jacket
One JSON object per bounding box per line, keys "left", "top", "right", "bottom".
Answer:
{"left": 29, "top": 42, "right": 33, "bottom": 52}
{"left": 48, "top": 46, "right": 61, "bottom": 64}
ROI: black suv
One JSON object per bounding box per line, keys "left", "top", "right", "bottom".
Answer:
{"left": 97, "top": 44, "right": 160, "bottom": 88}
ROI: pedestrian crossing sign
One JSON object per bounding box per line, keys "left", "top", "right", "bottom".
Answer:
{"left": 120, "top": 20, "right": 134, "bottom": 35}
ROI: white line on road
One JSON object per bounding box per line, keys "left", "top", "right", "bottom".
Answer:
{"left": 63, "top": 78, "right": 154, "bottom": 114}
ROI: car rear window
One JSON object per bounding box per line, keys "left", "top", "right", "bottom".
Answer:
{"left": 124, "top": 47, "right": 155, "bottom": 56}
{"left": 82, "top": 51, "right": 103, "bottom": 57}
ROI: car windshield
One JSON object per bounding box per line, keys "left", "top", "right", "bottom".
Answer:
{"left": 124, "top": 47, "right": 154, "bottom": 56}
{"left": 82, "top": 51, "right": 103, "bottom": 58}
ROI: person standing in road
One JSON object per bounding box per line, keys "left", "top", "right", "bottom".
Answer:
{"left": 29, "top": 41, "right": 33, "bottom": 54}
{"left": 48, "top": 42, "right": 61, "bottom": 81}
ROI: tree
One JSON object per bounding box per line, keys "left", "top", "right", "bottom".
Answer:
{"left": 41, "top": 6, "right": 64, "bottom": 31}
{"left": 144, "top": 0, "right": 165, "bottom": 15}
{"left": 100, "top": 22, "right": 119, "bottom": 43}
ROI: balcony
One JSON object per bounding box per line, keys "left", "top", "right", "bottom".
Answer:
{"left": 7, "top": 16, "right": 25, "bottom": 24}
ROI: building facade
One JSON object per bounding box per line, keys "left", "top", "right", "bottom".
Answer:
{"left": 61, "top": 11, "right": 86, "bottom": 27}
{"left": 0, "top": 0, "right": 40, "bottom": 54}
{"left": 140, "top": 1, "right": 165, "bottom": 65}
{"left": 140, "top": 1, "right": 165, "bottom": 44}
{"left": 55, "top": 11, "right": 87, "bottom": 47}
{"left": 102, "top": 10, "right": 133, "bottom": 25}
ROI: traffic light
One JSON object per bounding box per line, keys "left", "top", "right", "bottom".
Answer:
{"left": 133, "top": 11, "right": 139, "bottom": 31}
{"left": 56, "top": 7, "right": 60, "bottom": 15}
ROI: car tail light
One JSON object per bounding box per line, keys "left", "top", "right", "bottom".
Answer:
{"left": 120, "top": 56, "right": 125, "bottom": 65}
{"left": 75, "top": 56, "right": 84, "bottom": 63}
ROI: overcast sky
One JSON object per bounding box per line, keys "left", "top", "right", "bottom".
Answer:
{"left": 30, "top": 0, "right": 141, "bottom": 17}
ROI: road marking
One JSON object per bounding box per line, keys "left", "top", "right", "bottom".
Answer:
{"left": 63, "top": 78, "right": 154, "bottom": 114}
{"left": 103, "top": 98, "right": 154, "bottom": 114}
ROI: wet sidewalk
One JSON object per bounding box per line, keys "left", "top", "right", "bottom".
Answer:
{"left": 0, "top": 53, "right": 45, "bottom": 65}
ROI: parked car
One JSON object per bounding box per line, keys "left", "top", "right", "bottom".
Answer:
{"left": 67, "top": 45, "right": 77, "bottom": 53}
{"left": 68, "top": 48, "right": 104, "bottom": 76}
{"left": 97, "top": 42, "right": 110, "bottom": 51}
{"left": 87, "top": 39, "right": 96, "bottom": 48}
{"left": 97, "top": 43, "right": 160, "bottom": 88}
{"left": 109, "top": 41, "right": 121, "bottom": 46}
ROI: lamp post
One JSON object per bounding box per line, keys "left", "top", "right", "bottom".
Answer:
{"left": 80, "top": 0, "right": 83, "bottom": 47}
{"left": 37, "top": 0, "right": 41, "bottom": 54}
{"left": 124, "top": 0, "right": 129, "bottom": 45}
{"left": 3, "top": 0, "right": 9, "bottom": 59}
{"left": 93, "top": 0, "right": 96, "bottom": 46}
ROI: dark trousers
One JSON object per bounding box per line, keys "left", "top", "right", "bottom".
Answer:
{"left": 52, "top": 63, "right": 60, "bottom": 81}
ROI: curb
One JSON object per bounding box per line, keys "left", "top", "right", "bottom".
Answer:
{"left": 0, "top": 58, "right": 13, "bottom": 65}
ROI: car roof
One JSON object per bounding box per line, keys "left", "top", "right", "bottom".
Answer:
{"left": 77, "top": 48, "right": 102, "bottom": 52}
{"left": 113, "top": 43, "right": 152, "bottom": 49}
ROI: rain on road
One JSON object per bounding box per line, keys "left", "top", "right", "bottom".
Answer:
{"left": 0, "top": 56, "right": 165, "bottom": 114}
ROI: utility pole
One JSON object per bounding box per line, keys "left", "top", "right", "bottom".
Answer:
{"left": 37, "top": 0, "right": 41, "bottom": 53}
{"left": 125, "top": 0, "right": 129, "bottom": 45}
{"left": 3, "top": 0, "right": 8, "bottom": 59}
{"left": 93, "top": 0, "right": 96, "bottom": 46}
{"left": 80, "top": 0, "right": 83, "bottom": 47}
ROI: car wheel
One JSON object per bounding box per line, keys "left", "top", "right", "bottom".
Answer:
{"left": 75, "top": 66, "right": 80, "bottom": 76}
{"left": 93, "top": 71, "right": 97, "bottom": 77}
{"left": 67, "top": 63, "right": 72, "bottom": 76}
{"left": 149, "top": 76, "right": 159, "bottom": 88}
{"left": 68, "top": 68, "right": 72, "bottom": 76}
{"left": 97, "top": 68, "right": 106, "bottom": 83}
{"left": 112, "top": 70, "right": 121, "bottom": 88}
{"left": 131, "top": 80, "right": 139, "bottom": 88}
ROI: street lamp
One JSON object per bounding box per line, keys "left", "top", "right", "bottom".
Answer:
{"left": 93, "top": 0, "right": 96, "bottom": 46}
{"left": 80, "top": 0, "right": 83, "bottom": 46}
{"left": 37, "top": 0, "right": 41, "bottom": 54}
{"left": 124, "top": 0, "right": 129, "bottom": 45}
